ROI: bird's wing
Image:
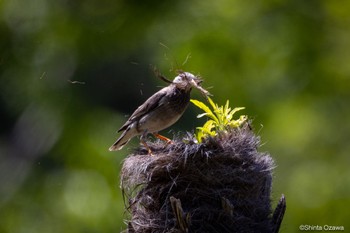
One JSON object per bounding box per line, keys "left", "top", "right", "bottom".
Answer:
{"left": 117, "top": 87, "right": 168, "bottom": 132}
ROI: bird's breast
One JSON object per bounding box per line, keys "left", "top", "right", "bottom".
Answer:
{"left": 167, "top": 88, "right": 191, "bottom": 113}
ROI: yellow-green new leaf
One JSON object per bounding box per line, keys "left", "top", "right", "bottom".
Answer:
{"left": 190, "top": 99, "right": 212, "bottom": 115}
{"left": 190, "top": 99, "right": 219, "bottom": 123}
{"left": 207, "top": 97, "right": 217, "bottom": 111}
{"left": 191, "top": 97, "right": 247, "bottom": 144}
{"left": 227, "top": 107, "right": 245, "bottom": 120}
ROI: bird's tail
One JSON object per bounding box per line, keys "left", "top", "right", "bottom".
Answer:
{"left": 109, "top": 130, "right": 132, "bottom": 151}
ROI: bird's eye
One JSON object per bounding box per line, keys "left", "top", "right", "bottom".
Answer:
{"left": 173, "top": 76, "right": 183, "bottom": 83}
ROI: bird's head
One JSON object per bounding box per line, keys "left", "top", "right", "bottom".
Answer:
{"left": 172, "top": 72, "right": 210, "bottom": 96}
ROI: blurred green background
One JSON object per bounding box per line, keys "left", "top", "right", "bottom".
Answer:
{"left": 1, "top": 0, "right": 349, "bottom": 232}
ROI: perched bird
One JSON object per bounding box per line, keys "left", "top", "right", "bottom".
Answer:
{"left": 109, "top": 71, "right": 209, "bottom": 152}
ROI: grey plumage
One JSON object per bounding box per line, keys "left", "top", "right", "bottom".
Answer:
{"left": 109, "top": 72, "right": 209, "bottom": 151}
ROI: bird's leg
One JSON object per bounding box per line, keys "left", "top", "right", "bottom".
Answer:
{"left": 141, "top": 131, "right": 153, "bottom": 155}
{"left": 153, "top": 133, "right": 173, "bottom": 145}
{"left": 142, "top": 141, "right": 153, "bottom": 156}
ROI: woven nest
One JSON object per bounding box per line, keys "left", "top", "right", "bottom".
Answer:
{"left": 121, "top": 124, "right": 285, "bottom": 233}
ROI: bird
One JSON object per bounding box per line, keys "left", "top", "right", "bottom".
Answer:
{"left": 109, "top": 71, "right": 209, "bottom": 152}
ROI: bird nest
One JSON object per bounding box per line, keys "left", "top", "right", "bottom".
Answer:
{"left": 121, "top": 123, "right": 285, "bottom": 233}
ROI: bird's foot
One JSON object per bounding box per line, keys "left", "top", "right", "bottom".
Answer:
{"left": 141, "top": 141, "right": 154, "bottom": 156}
{"left": 153, "top": 133, "right": 173, "bottom": 145}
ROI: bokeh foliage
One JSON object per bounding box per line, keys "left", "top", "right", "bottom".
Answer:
{"left": 0, "top": 0, "right": 349, "bottom": 232}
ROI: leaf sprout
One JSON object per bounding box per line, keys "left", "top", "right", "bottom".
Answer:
{"left": 190, "top": 97, "right": 247, "bottom": 143}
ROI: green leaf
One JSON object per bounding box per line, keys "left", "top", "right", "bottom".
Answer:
{"left": 229, "top": 107, "right": 245, "bottom": 116}
{"left": 202, "top": 120, "right": 216, "bottom": 134}
{"left": 191, "top": 99, "right": 219, "bottom": 123}
{"left": 190, "top": 99, "right": 210, "bottom": 112}
{"left": 207, "top": 97, "right": 217, "bottom": 111}
{"left": 190, "top": 99, "right": 213, "bottom": 116}
{"left": 191, "top": 97, "right": 247, "bottom": 144}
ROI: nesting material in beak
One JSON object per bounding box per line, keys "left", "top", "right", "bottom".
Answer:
{"left": 190, "top": 78, "right": 211, "bottom": 97}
